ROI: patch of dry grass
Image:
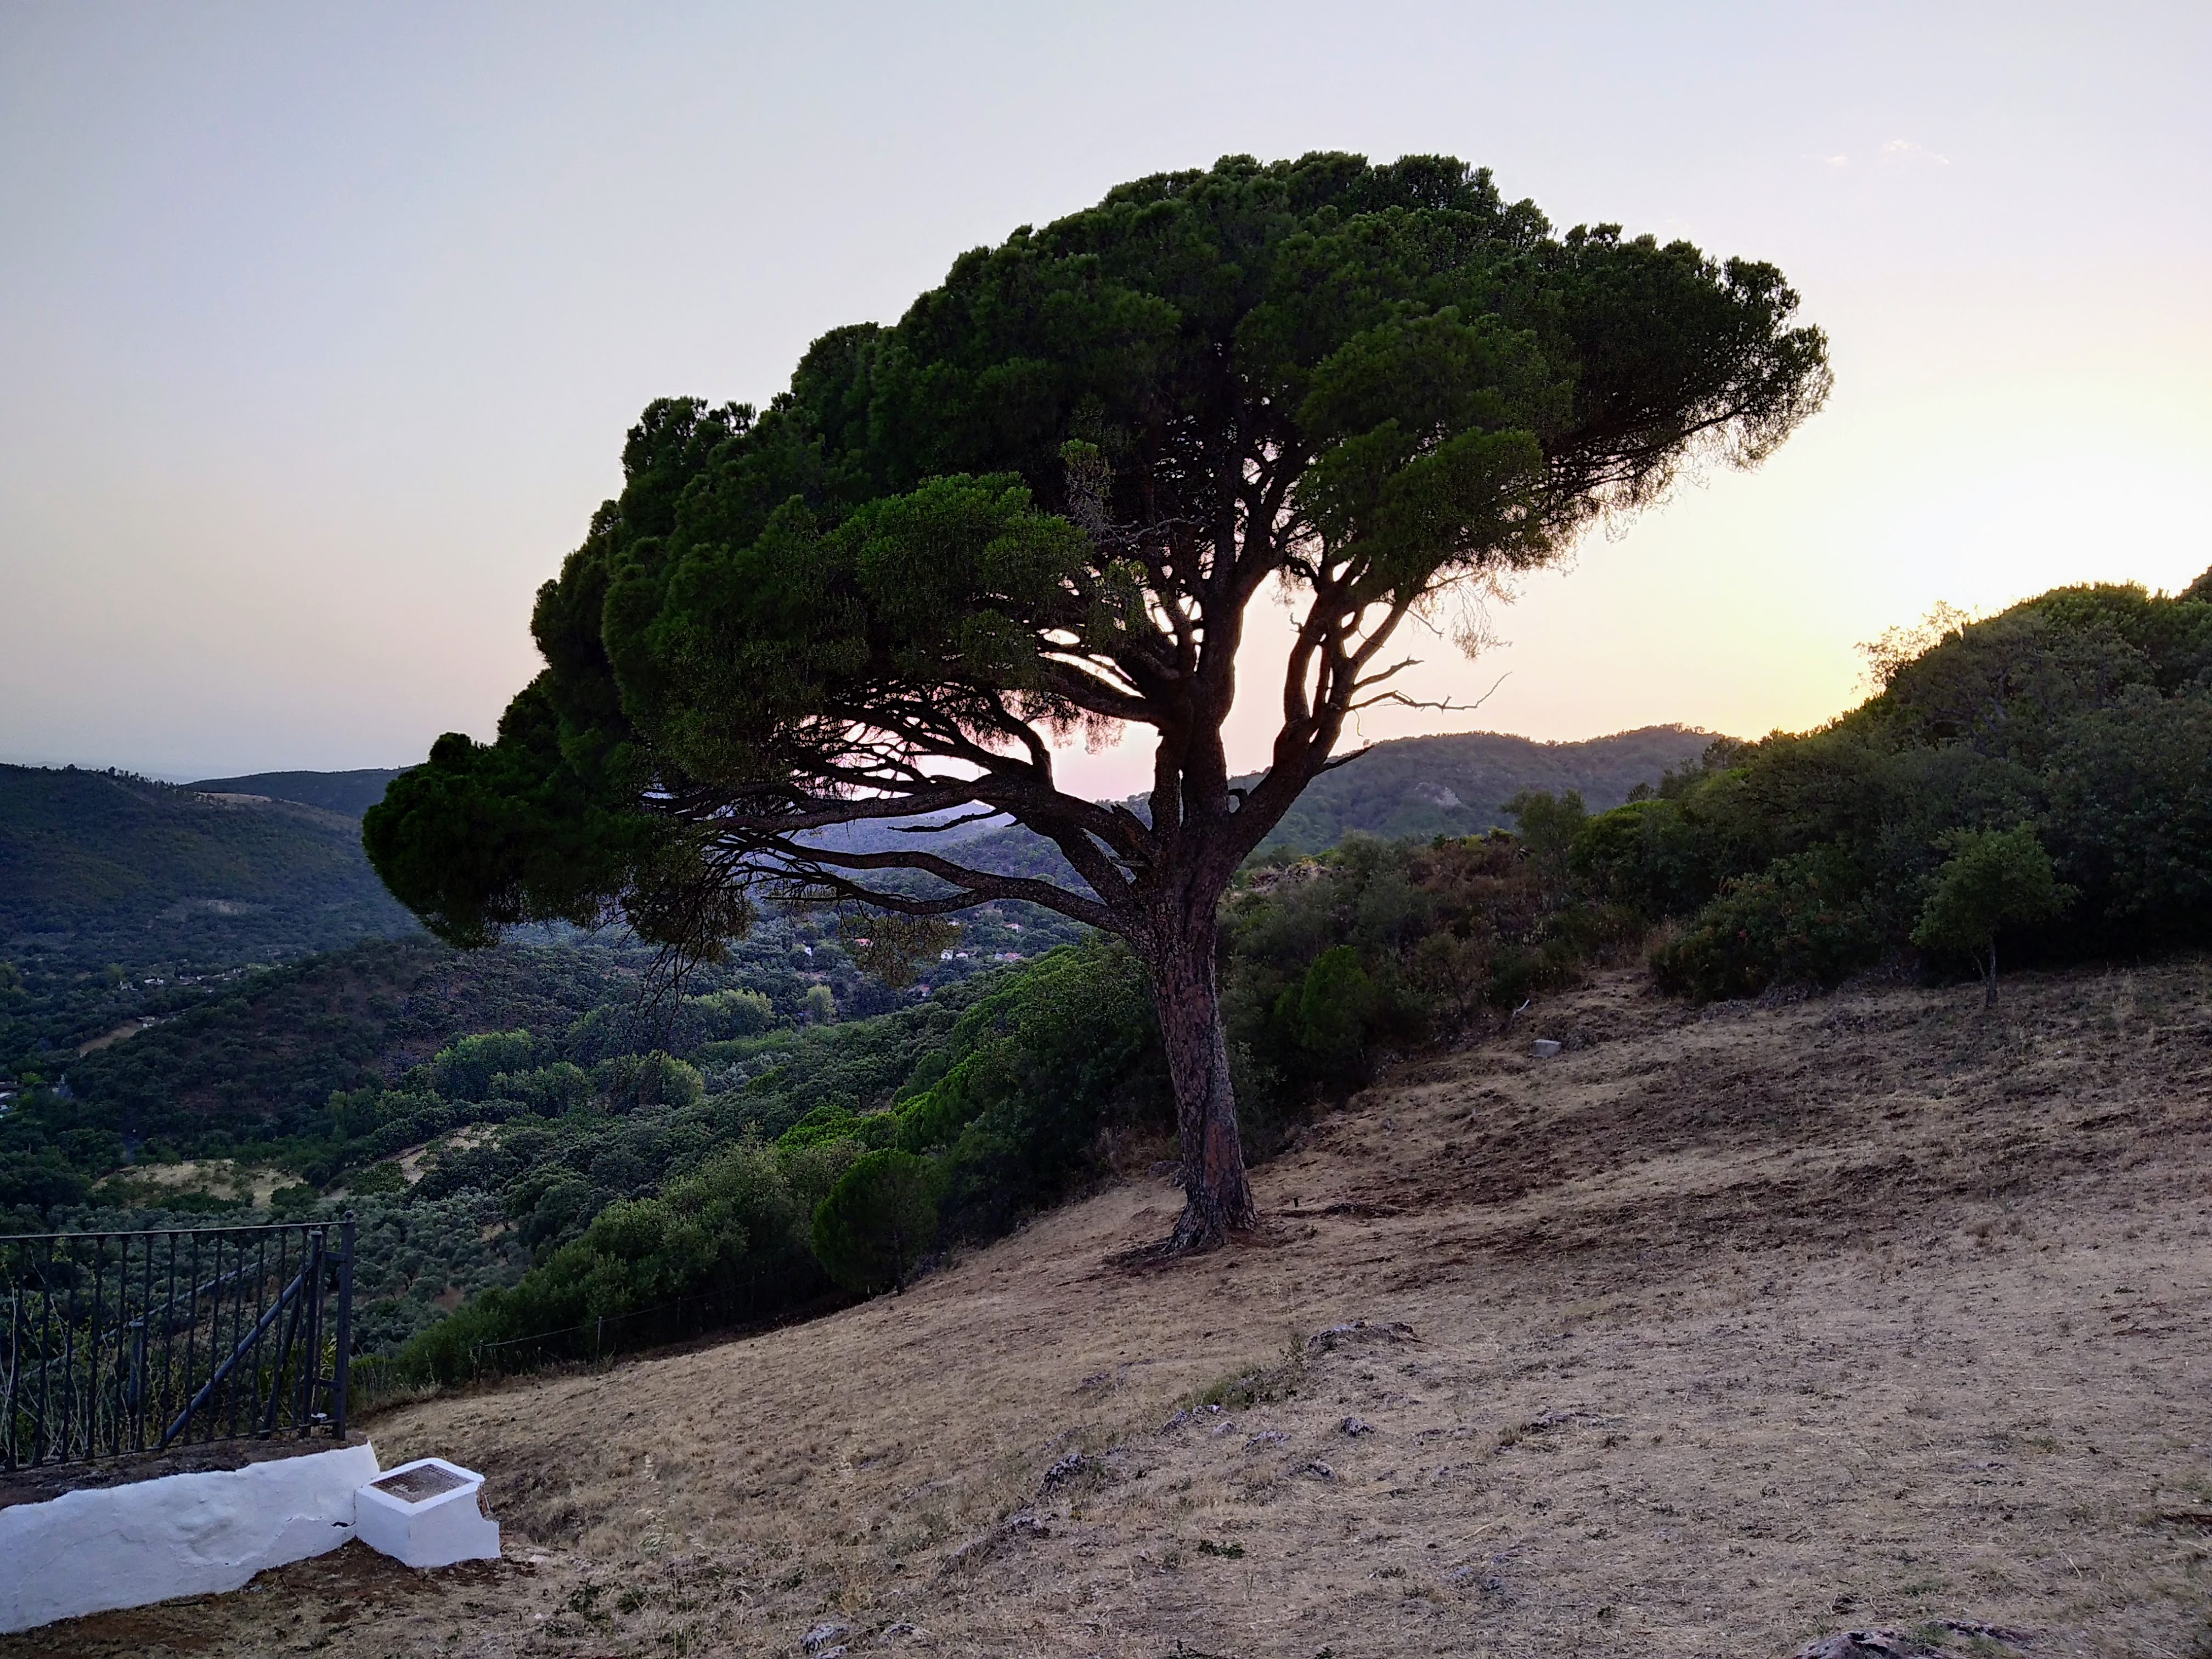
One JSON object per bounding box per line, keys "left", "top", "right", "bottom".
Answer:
{"left": 92, "top": 1157, "right": 292, "bottom": 1208}
{"left": 21, "top": 960, "right": 2212, "bottom": 1657}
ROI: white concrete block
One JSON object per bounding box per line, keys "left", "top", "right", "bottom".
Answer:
{"left": 0, "top": 1439, "right": 381, "bottom": 1634}
{"left": 353, "top": 1457, "right": 499, "bottom": 1568}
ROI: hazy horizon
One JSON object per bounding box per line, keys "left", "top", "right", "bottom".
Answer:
{"left": 0, "top": 718, "right": 1736, "bottom": 791}
{"left": 4, "top": 3, "right": 2207, "bottom": 795}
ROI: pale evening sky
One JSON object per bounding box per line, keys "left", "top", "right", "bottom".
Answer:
{"left": 1, "top": 3, "right": 2207, "bottom": 795}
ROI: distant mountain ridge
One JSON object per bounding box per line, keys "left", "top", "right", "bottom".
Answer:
{"left": 0, "top": 765, "right": 416, "bottom": 962}
{"left": 185, "top": 768, "right": 407, "bottom": 818}
{"left": 854, "top": 725, "right": 1723, "bottom": 886}
{"left": 0, "top": 731, "right": 1715, "bottom": 1074}
{"left": 6, "top": 726, "right": 1715, "bottom": 954}
{"left": 1252, "top": 724, "right": 1717, "bottom": 851}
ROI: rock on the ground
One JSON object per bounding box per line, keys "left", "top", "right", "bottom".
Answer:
{"left": 1791, "top": 1622, "right": 2032, "bottom": 1658}
{"left": 1039, "top": 1452, "right": 1085, "bottom": 1489}
{"left": 1307, "top": 1319, "right": 1417, "bottom": 1353}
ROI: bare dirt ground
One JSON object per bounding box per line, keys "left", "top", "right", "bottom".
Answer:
{"left": 92, "top": 1156, "right": 292, "bottom": 1207}
{"left": 75, "top": 1016, "right": 157, "bottom": 1056}
{"left": 21, "top": 961, "right": 2212, "bottom": 1658}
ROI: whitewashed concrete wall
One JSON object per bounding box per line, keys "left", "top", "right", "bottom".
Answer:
{"left": 0, "top": 1440, "right": 380, "bottom": 1633}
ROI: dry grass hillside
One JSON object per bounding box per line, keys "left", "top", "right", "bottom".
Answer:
{"left": 24, "top": 962, "right": 2212, "bottom": 1659}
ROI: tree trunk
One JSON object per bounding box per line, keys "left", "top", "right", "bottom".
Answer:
{"left": 1143, "top": 926, "right": 1257, "bottom": 1252}
{"left": 1983, "top": 942, "right": 1999, "bottom": 1008}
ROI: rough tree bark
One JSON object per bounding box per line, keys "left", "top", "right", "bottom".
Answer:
{"left": 1139, "top": 917, "right": 1259, "bottom": 1250}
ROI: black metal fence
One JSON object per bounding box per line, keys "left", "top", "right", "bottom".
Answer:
{"left": 0, "top": 1218, "right": 353, "bottom": 1471}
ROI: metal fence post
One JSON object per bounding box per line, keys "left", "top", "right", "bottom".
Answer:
{"left": 331, "top": 1213, "right": 354, "bottom": 1440}
{"left": 3, "top": 1246, "right": 18, "bottom": 1472}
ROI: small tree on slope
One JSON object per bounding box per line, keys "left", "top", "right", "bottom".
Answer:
{"left": 1911, "top": 825, "right": 2073, "bottom": 1007}
{"left": 363, "top": 153, "right": 1830, "bottom": 1252}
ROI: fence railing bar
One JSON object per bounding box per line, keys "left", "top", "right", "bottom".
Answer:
{"left": 179, "top": 1229, "right": 202, "bottom": 1460}
{"left": 226, "top": 1234, "right": 251, "bottom": 1442}
{"left": 87, "top": 1235, "right": 108, "bottom": 1461}
{"left": 235, "top": 1233, "right": 258, "bottom": 1441}
{"left": 261, "top": 1252, "right": 306, "bottom": 1438}
{"left": 0, "top": 1222, "right": 357, "bottom": 1243}
{"left": 160, "top": 1261, "right": 308, "bottom": 1452}
{"left": 203, "top": 1234, "right": 224, "bottom": 1448}
{"left": 309, "top": 1224, "right": 330, "bottom": 1430}
{"left": 291, "top": 1228, "right": 324, "bottom": 1434}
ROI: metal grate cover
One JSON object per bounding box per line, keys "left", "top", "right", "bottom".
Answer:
{"left": 371, "top": 1463, "right": 469, "bottom": 1502}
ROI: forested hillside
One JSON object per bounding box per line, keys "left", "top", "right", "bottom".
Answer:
{"left": 1, "top": 726, "right": 1702, "bottom": 1089}
{"left": 1253, "top": 724, "right": 1714, "bottom": 850}
{"left": 0, "top": 765, "right": 410, "bottom": 949}
{"left": 0, "top": 766, "right": 424, "bottom": 1077}
{"left": 185, "top": 767, "right": 407, "bottom": 817}
{"left": 1565, "top": 573, "right": 2212, "bottom": 998}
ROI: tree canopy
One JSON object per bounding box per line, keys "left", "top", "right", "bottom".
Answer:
{"left": 366, "top": 151, "right": 1829, "bottom": 1246}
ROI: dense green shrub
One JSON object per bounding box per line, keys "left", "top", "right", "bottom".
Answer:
{"left": 487, "top": 1061, "right": 593, "bottom": 1115}
{"left": 776, "top": 1102, "right": 896, "bottom": 1153}
{"left": 432, "top": 1030, "right": 535, "bottom": 1101}
{"left": 810, "top": 1149, "right": 939, "bottom": 1295}
{"left": 1272, "top": 946, "right": 1380, "bottom": 1089}
{"left": 2042, "top": 688, "right": 2212, "bottom": 941}
{"left": 1650, "top": 845, "right": 1886, "bottom": 1001}
{"left": 1570, "top": 575, "right": 2212, "bottom": 998}
{"left": 1223, "top": 832, "right": 1565, "bottom": 1115}
{"left": 396, "top": 1137, "right": 848, "bottom": 1384}
{"left": 592, "top": 1051, "right": 703, "bottom": 1113}
{"left": 685, "top": 987, "right": 776, "bottom": 1039}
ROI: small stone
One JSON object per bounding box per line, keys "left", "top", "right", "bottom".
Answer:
{"left": 1530, "top": 1039, "right": 1562, "bottom": 1058}
{"left": 1245, "top": 1429, "right": 1288, "bottom": 1450}
{"left": 1303, "top": 1460, "right": 1337, "bottom": 1480}
{"left": 804, "top": 1624, "right": 854, "bottom": 1654}
{"left": 1341, "top": 1416, "right": 1374, "bottom": 1437}
{"left": 1040, "top": 1452, "right": 1086, "bottom": 1489}
{"left": 1306, "top": 1319, "right": 1417, "bottom": 1353}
